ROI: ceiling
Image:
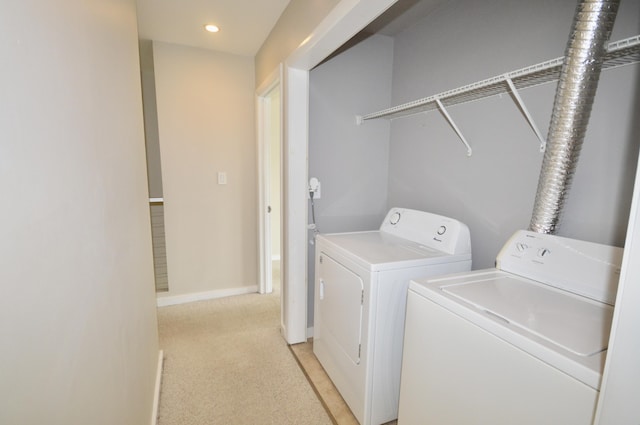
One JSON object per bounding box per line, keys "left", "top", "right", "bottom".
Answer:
{"left": 317, "top": 0, "right": 447, "bottom": 65}
{"left": 365, "top": 0, "right": 447, "bottom": 36}
{"left": 135, "top": 0, "right": 292, "bottom": 57}
{"left": 135, "top": 0, "right": 447, "bottom": 58}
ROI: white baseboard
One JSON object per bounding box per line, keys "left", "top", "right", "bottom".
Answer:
{"left": 156, "top": 285, "right": 259, "bottom": 307}
{"left": 151, "top": 350, "right": 164, "bottom": 425}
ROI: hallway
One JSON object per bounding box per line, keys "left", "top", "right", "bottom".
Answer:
{"left": 156, "top": 287, "right": 331, "bottom": 424}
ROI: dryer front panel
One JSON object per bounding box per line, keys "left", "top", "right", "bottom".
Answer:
{"left": 317, "top": 252, "right": 364, "bottom": 365}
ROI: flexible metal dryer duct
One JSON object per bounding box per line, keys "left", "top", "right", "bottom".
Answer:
{"left": 529, "top": 0, "right": 619, "bottom": 234}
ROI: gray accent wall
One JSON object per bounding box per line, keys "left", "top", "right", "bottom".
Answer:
{"left": 307, "top": 0, "right": 640, "bottom": 329}
{"left": 309, "top": 34, "right": 395, "bottom": 325}
{"left": 387, "top": 0, "right": 640, "bottom": 268}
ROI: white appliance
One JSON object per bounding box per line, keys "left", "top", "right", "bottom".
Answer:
{"left": 313, "top": 208, "right": 472, "bottom": 425}
{"left": 398, "top": 230, "right": 623, "bottom": 425}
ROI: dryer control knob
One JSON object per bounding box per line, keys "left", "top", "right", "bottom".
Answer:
{"left": 437, "top": 225, "right": 447, "bottom": 235}
{"left": 390, "top": 212, "right": 401, "bottom": 225}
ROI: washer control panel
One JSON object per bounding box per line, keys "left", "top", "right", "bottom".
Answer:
{"left": 389, "top": 211, "right": 401, "bottom": 225}
{"left": 497, "top": 230, "right": 623, "bottom": 305}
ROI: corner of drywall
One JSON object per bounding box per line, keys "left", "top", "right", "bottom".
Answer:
{"left": 254, "top": 0, "right": 342, "bottom": 86}
{"left": 151, "top": 350, "right": 164, "bottom": 425}
{"left": 263, "top": 0, "right": 398, "bottom": 344}
{"left": 156, "top": 285, "right": 259, "bottom": 307}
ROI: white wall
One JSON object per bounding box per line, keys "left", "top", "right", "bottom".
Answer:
{"left": 255, "top": 0, "right": 341, "bottom": 86}
{"left": 308, "top": 33, "right": 395, "bottom": 324}
{"left": 387, "top": 0, "right": 640, "bottom": 268}
{"left": 0, "top": 1, "right": 160, "bottom": 424}
{"left": 153, "top": 42, "right": 258, "bottom": 299}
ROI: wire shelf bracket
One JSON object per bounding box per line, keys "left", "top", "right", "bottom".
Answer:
{"left": 504, "top": 76, "right": 547, "bottom": 152}
{"left": 435, "top": 98, "right": 473, "bottom": 156}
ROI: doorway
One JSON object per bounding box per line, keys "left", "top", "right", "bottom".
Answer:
{"left": 257, "top": 67, "right": 283, "bottom": 298}
{"left": 279, "top": 0, "right": 398, "bottom": 343}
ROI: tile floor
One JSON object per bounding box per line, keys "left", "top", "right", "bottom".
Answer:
{"left": 289, "top": 339, "right": 397, "bottom": 425}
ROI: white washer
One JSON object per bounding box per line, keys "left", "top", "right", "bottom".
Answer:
{"left": 313, "top": 208, "right": 472, "bottom": 425}
{"left": 398, "top": 230, "right": 623, "bottom": 425}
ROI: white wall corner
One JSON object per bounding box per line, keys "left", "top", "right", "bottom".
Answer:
{"left": 156, "top": 285, "right": 259, "bottom": 307}
{"left": 151, "top": 350, "right": 164, "bottom": 425}
{"left": 306, "top": 326, "right": 314, "bottom": 339}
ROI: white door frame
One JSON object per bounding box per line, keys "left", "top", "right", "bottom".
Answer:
{"left": 280, "top": 0, "right": 398, "bottom": 344}
{"left": 593, "top": 148, "right": 640, "bottom": 424}
{"left": 256, "top": 65, "right": 283, "bottom": 296}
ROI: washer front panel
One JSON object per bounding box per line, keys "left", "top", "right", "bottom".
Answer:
{"left": 410, "top": 271, "right": 608, "bottom": 390}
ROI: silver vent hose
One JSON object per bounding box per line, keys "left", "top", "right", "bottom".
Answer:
{"left": 529, "top": 0, "right": 619, "bottom": 234}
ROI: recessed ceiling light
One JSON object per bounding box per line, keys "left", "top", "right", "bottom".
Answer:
{"left": 204, "top": 24, "right": 220, "bottom": 33}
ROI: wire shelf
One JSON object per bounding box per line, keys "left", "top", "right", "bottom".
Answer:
{"left": 359, "top": 35, "right": 640, "bottom": 122}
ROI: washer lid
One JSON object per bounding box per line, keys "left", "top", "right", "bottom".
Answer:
{"left": 441, "top": 274, "right": 614, "bottom": 357}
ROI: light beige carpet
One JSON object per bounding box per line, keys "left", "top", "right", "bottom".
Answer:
{"left": 157, "top": 289, "right": 332, "bottom": 425}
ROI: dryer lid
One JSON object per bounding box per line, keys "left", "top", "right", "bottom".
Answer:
{"left": 318, "top": 231, "right": 469, "bottom": 271}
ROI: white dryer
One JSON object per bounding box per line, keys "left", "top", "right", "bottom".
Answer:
{"left": 313, "top": 208, "right": 472, "bottom": 425}
{"left": 398, "top": 230, "right": 623, "bottom": 425}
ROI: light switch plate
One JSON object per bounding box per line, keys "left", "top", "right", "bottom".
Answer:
{"left": 218, "top": 172, "right": 227, "bottom": 185}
